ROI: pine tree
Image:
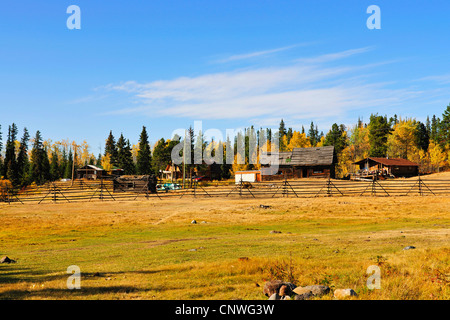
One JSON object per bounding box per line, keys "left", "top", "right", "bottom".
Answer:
{"left": 136, "top": 126, "right": 153, "bottom": 175}
{"left": 324, "top": 123, "right": 348, "bottom": 155}
{"left": 438, "top": 104, "right": 450, "bottom": 148}
{"left": 415, "top": 121, "right": 430, "bottom": 152}
{"left": 16, "top": 128, "right": 30, "bottom": 186}
{"left": 152, "top": 138, "right": 170, "bottom": 177}
{"left": 64, "top": 149, "right": 73, "bottom": 179}
{"left": 4, "top": 124, "right": 18, "bottom": 184}
{"left": 30, "top": 131, "right": 51, "bottom": 185}
{"left": 116, "top": 134, "right": 135, "bottom": 174}
{"left": 368, "top": 114, "right": 392, "bottom": 157}
{"left": 308, "top": 121, "right": 318, "bottom": 147}
{"left": 50, "top": 149, "right": 60, "bottom": 181}
{"left": 104, "top": 131, "right": 118, "bottom": 166}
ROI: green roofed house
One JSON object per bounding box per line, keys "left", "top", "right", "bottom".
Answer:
{"left": 76, "top": 164, "right": 124, "bottom": 180}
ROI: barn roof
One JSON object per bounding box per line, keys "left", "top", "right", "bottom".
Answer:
{"left": 290, "top": 146, "right": 336, "bottom": 166}
{"left": 353, "top": 157, "right": 419, "bottom": 167}
{"left": 261, "top": 146, "right": 336, "bottom": 166}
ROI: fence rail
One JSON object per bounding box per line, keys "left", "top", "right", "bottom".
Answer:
{"left": 1, "top": 177, "right": 449, "bottom": 204}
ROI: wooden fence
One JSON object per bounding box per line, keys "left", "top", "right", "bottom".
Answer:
{"left": 0, "top": 176, "right": 449, "bottom": 204}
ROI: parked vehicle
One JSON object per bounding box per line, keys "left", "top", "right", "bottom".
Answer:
{"left": 162, "top": 183, "right": 182, "bottom": 190}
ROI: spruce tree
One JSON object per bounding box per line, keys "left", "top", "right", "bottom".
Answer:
{"left": 116, "top": 134, "right": 135, "bottom": 174}
{"left": 4, "top": 124, "right": 18, "bottom": 184}
{"left": 104, "top": 131, "right": 118, "bottom": 166}
{"left": 368, "top": 114, "right": 392, "bottom": 157}
{"left": 16, "top": 128, "right": 30, "bottom": 186}
{"left": 136, "top": 126, "right": 153, "bottom": 175}
{"left": 30, "top": 131, "right": 51, "bottom": 185}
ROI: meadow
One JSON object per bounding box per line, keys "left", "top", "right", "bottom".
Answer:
{"left": 0, "top": 182, "right": 449, "bottom": 300}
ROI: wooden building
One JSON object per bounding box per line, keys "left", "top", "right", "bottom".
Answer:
{"left": 76, "top": 165, "right": 124, "bottom": 180}
{"left": 113, "top": 175, "right": 157, "bottom": 193}
{"left": 353, "top": 157, "right": 419, "bottom": 178}
{"left": 261, "top": 146, "right": 337, "bottom": 180}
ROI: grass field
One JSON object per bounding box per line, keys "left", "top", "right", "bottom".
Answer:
{"left": 1, "top": 181, "right": 449, "bottom": 300}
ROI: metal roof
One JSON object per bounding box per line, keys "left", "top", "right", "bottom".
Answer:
{"left": 353, "top": 157, "right": 419, "bottom": 167}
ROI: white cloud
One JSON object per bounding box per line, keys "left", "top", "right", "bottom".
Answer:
{"left": 215, "top": 44, "right": 303, "bottom": 63}
{"left": 102, "top": 47, "right": 422, "bottom": 123}
{"left": 296, "top": 47, "right": 374, "bottom": 64}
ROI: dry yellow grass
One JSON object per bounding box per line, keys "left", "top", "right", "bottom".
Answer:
{"left": 0, "top": 187, "right": 449, "bottom": 300}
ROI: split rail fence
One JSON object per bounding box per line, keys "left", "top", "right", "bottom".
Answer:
{"left": 0, "top": 176, "right": 449, "bottom": 204}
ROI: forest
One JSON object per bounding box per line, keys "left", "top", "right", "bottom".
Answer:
{"left": 1, "top": 104, "right": 449, "bottom": 188}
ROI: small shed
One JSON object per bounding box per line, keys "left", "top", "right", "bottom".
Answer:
{"left": 353, "top": 157, "right": 419, "bottom": 178}
{"left": 234, "top": 170, "right": 262, "bottom": 184}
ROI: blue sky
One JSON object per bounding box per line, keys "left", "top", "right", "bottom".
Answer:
{"left": 1, "top": 0, "right": 449, "bottom": 153}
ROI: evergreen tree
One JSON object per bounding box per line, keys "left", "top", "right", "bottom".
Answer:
{"left": 152, "top": 138, "right": 170, "bottom": 177}
{"left": 116, "top": 134, "right": 135, "bottom": 174}
{"left": 415, "top": 121, "right": 430, "bottom": 152}
{"left": 50, "top": 149, "right": 60, "bottom": 181}
{"left": 4, "top": 123, "right": 18, "bottom": 184}
{"left": 308, "top": 121, "right": 319, "bottom": 146}
{"left": 368, "top": 114, "right": 392, "bottom": 157}
{"left": 136, "top": 126, "right": 153, "bottom": 175}
{"left": 104, "top": 131, "right": 118, "bottom": 166}
{"left": 64, "top": 149, "right": 73, "bottom": 179}
{"left": 438, "top": 104, "right": 450, "bottom": 148}
{"left": 430, "top": 115, "right": 440, "bottom": 142}
{"left": 0, "top": 124, "right": 2, "bottom": 177}
{"left": 324, "top": 123, "right": 348, "bottom": 155}
{"left": 96, "top": 153, "right": 102, "bottom": 167}
{"left": 16, "top": 128, "right": 30, "bottom": 186}
{"left": 30, "top": 131, "right": 51, "bottom": 185}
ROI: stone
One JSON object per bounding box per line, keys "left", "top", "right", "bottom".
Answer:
{"left": 279, "top": 285, "right": 293, "bottom": 296}
{"left": 0, "top": 256, "right": 15, "bottom": 264}
{"left": 403, "top": 246, "right": 416, "bottom": 250}
{"left": 270, "top": 230, "right": 282, "bottom": 234}
{"left": 263, "top": 280, "right": 296, "bottom": 297}
{"left": 301, "top": 285, "right": 330, "bottom": 297}
{"left": 260, "top": 205, "right": 271, "bottom": 209}
{"left": 334, "top": 288, "right": 358, "bottom": 299}
{"left": 191, "top": 220, "right": 197, "bottom": 224}
{"left": 188, "top": 249, "right": 197, "bottom": 252}
{"left": 268, "top": 293, "right": 280, "bottom": 300}
{"left": 294, "top": 291, "right": 314, "bottom": 300}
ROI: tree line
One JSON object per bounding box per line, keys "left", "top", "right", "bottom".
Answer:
{"left": 1, "top": 104, "right": 449, "bottom": 187}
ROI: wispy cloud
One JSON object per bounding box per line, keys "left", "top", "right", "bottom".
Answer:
{"left": 415, "top": 73, "right": 450, "bottom": 84}
{"left": 215, "top": 44, "right": 305, "bottom": 63}
{"left": 102, "top": 51, "right": 420, "bottom": 123}
{"left": 296, "top": 47, "right": 374, "bottom": 64}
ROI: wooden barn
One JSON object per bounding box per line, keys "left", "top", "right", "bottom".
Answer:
{"left": 261, "top": 146, "right": 337, "bottom": 180}
{"left": 112, "top": 175, "right": 157, "bottom": 193}
{"left": 353, "top": 157, "right": 419, "bottom": 178}
{"left": 76, "top": 165, "right": 124, "bottom": 180}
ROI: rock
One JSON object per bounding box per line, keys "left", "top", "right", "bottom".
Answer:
{"left": 403, "top": 246, "right": 416, "bottom": 250}
{"left": 188, "top": 249, "right": 197, "bottom": 252}
{"left": 263, "top": 280, "right": 296, "bottom": 297}
{"left": 270, "top": 230, "right": 282, "bottom": 234}
{"left": 201, "top": 221, "right": 207, "bottom": 224}
{"left": 260, "top": 205, "right": 271, "bottom": 209}
{"left": 294, "top": 290, "right": 314, "bottom": 300}
{"left": 279, "top": 285, "right": 293, "bottom": 296}
{"left": 301, "top": 285, "right": 330, "bottom": 297}
{"left": 334, "top": 288, "right": 357, "bottom": 299}
{"left": 268, "top": 293, "right": 281, "bottom": 300}
{"left": 0, "top": 256, "right": 16, "bottom": 264}
{"left": 191, "top": 220, "right": 197, "bottom": 224}
{"left": 281, "top": 295, "right": 291, "bottom": 300}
